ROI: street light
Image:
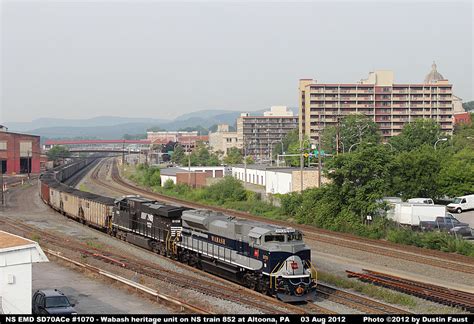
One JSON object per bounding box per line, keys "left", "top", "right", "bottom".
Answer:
{"left": 270, "top": 139, "right": 284, "bottom": 167}
{"left": 434, "top": 138, "right": 448, "bottom": 150}
{"left": 348, "top": 142, "right": 360, "bottom": 153}
{"left": 349, "top": 141, "right": 375, "bottom": 153}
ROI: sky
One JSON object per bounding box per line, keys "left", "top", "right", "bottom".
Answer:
{"left": 1, "top": 0, "right": 472, "bottom": 123}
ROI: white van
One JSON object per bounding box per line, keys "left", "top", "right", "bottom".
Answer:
{"left": 407, "top": 198, "right": 434, "bottom": 205}
{"left": 447, "top": 195, "right": 474, "bottom": 213}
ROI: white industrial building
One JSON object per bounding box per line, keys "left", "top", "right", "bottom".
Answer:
{"left": 0, "top": 231, "right": 48, "bottom": 314}
{"left": 232, "top": 165, "right": 325, "bottom": 194}
{"left": 160, "top": 166, "right": 227, "bottom": 186}
{"left": 231, "top": 165, "right": 267, "bottom": 186}
{"left": 265, "top": 169, "right": 293, "bottom": 194}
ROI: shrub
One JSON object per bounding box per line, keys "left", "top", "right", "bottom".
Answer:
{"left": 163, "top": 179, "right": 175, "bottom": 190}
{"left": 280, "top": 192, "right": 302, "bottom": 217}
{"left": 202, "top": 176, "right": 247, "bottom": 204}
{"left": 174, "top": 183, "right": 191, "bottom": 195}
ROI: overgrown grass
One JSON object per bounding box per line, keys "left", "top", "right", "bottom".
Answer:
{"left": 79, "top": 183, "right": 91, "bottom": 192}
{"left": 386, "top": 229, "right": 474, "bottom": 257}
{"left": 86, "top": 240, "right": 103, "bottom": 249}
{"left": 31, "top": 233, "right": 41, "bottom": 243}
{"left": 318, "top": 271, "right": 417, "bottom": 308}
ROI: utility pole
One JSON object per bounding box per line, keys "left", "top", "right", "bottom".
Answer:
{"left": 299, "top": 139, "right": 304, "bottom": 193}
{"left": 122, "top": 140, "right": 125, "bottom": 166}
{"left": 318, "top": 114, "right": 322, "bottom": 187}
{"left": 336, "top": 116, "right": 341, "bottom": 155}
{"left": 243, "top": 138, "right": 248, "bottom": 188}
{"left": 318, "top": 134, "right": 322, "bottom": 187}
{"left": 188, "top": 144, "right": 191, "bottom": 187}
{"left": 27, "top": 150, "right": 30, "bottom": 179}
{"left": 0, "top": 159, "right": 4, "bottom": 206}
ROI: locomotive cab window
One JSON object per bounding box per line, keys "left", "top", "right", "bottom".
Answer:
{"left": 264, "top": 234, "right": 285, "bottom": 242}
{"left": 250, "top": 237, "right": 261, "bottom": 245}
{"left": 288, "top": 232, "right": 302, "bottom": 241}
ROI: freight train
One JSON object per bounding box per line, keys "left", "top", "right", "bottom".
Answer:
{"left": 39, "top": 159, "right": 318, "bottom": 302}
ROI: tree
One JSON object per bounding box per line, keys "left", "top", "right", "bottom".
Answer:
{"left": 274, "top": 130, "right": 311, "bottom": 167}
{"left": 321, "top": 114, "right": 381, "bottom": 154}
{"left": 390, "top": 119, "right": 443, "bottom": 152}
{"left": 178, "top": 126, "right": 209, "bottom": 135}
{"left": 453, "top": 120, "right": 474, "bottom": 151}
{"left": 272, "top": 129, "right": 298, "bottom": 157}
{"left": 46, "top": 146, "right": 71, "bottom": 162}
{"left": 389, "top": 145, "right": 444, "bottom": 200}
{"left": 325, "top": 144, "right": 393, "bottom": 219}
{"left": 223, "top": 147, "right": 243, "bottom": 165}
{"left": 186, "top": 142, "right": 220, "bottom": 166}
{"left": 438, "top": 149, "right": 474, "bottom": 197}
{"left": 171, "top": 144, "right": 185, "bottom": 164}
{"left": 122, "top": 133, "right": 146, "bottom": 140}
{"left": 202, "top": 176, "right": 247, "bottom": 204}
{"left": 147, "top": 126, "right": 166, "bottom": 132}
{"left": 245, "top": 156, "right": 255, "bottom": 164}
{"left": 462, "top": 101, "right": 474, "bottom": 112}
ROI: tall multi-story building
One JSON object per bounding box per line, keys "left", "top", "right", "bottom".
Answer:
{"left": 299, "top": 63, "right": 454, "bottom": 142}
{"left": 208, "top": 124, "right": 241, "bottom": 155}
{"left": 237, "top": 106, "right": 298, "bottom": 160}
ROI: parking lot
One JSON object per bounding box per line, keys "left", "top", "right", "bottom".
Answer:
{"left": 33, "top": 261, "right": 170, "bottom": 314}
{"left": 453, "top": 209, "right": 474, "bottom": 230}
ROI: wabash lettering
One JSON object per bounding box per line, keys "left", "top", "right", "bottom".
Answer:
{"left": 211, "top": 235, "right": 226, "bottom": 245}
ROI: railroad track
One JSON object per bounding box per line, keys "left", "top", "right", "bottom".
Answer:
{"left": 46, "top": 249, "right": 211, "bottom": 314}
{"left": 1, "top": 218, "right": 312, "bottom": 314}
{"left": 316, "top": 284, "right": 409, "bottom": 314}
{"left": 87, "top": 160, "right": 336, "bottom": 314}
{"left": 89, "top": 159, "right": 414, "bottom": 314}
{"left": 104, "top": 159, "right": 474, "bottom": 275}
{"left": 347, "top": 269, "right": 474, "bottom": 312}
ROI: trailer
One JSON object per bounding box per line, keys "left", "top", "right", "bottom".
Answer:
{"left": 387, "top": 203, "right": 447, "bottom": 227}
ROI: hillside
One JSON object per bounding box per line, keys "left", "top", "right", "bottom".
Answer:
{"left": 6, "top": 107, "right": 298, "bottom": 139}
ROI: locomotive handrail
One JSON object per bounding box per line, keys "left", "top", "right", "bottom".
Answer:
{"left": 306, "top": 260, "right": 318, "bottom": 285}
{"left": 269, "top": 261, "right": 285, "bottom": 290}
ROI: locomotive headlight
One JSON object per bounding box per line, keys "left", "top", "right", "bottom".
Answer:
{"left": 295, "top": 286, "right": 305, "bottom": 296}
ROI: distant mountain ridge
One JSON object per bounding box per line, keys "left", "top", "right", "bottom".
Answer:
{"left": 5, "top": 107, "right": 298, "bottom": 139}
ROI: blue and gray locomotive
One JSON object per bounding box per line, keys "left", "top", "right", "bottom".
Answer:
{"left": 111, "top": 196, "right": 317, "bottom": 302}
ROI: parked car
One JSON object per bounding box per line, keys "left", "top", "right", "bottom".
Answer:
{"left": 447, "top": 194, "right": 474, "bottom": 213}
{"left": 407, "top": 198, "right": 434, "bottom": 205}
{"left": 419, "top": 215, "right": 472, "bottom": 237}
{"left": 32, "top": 289, "right": 77, "bottom": 315}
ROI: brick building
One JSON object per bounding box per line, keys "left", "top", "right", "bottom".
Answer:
{"left": 146, "top": 131, "right": 208, "bottom": 152}
{"left": 0, "top": 127, "right": 41, "bottom": 175}
{"left": 299, "top": 63, "right": 454, "bottom": 142}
